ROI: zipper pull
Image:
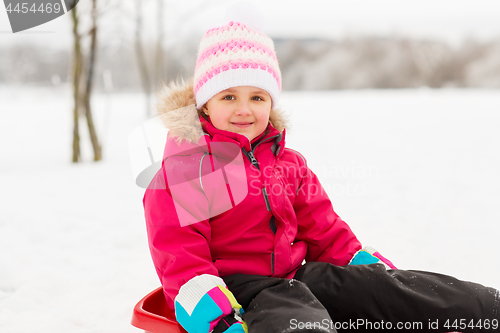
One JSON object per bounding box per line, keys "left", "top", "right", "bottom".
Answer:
{"left": 247, "top": 151, "right": 258, "bottom": 167}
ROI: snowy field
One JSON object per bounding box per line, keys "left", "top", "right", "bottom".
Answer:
{"left": 1, "top": 85, "right": 500, "bottom": 332}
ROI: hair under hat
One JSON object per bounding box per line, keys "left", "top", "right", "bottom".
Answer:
{"left": 193, "top": 3, "right": 281, "bottom": 110}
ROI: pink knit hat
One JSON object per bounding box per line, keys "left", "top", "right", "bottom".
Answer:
{"left": 193, "top": 4, "right": 281, "bottom": 110}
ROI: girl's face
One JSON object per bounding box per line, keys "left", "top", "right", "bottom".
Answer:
{"left": 202, "top": 86, "right": 272, "bottom": 141}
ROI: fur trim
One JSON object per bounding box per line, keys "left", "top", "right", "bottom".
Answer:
{"left": 156, "top": 78, "right": 204, "bottom": 143}
{"left": 269, "top": 108, "right": 287, "bottom": 134}
{"left": 156, "top": 78, "right": 288, "bottom": 143}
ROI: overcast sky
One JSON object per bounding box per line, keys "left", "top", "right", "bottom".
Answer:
{"left": 1, "top": 0, "right": 500, "bottom": 49}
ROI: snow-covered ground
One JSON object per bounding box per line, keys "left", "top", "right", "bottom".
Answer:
{"left": 1, "top": 85, "right": 499, "bottom": 332}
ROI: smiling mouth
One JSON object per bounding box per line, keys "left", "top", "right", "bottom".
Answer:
{"left": 231, "top": 122, "right": 253, "bottom": 127}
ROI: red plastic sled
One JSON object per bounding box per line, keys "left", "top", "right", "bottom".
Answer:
{"left": 132, "top": 287, "right": 462, "bottom": 333}
{"left": 131, "top": 287, "right": 187, "bottom": 333}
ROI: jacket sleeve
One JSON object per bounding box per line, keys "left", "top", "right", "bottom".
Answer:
{"left": 143, "top": 166, "right": 218, "bottom": 311}
{"left": 292, "top": 153, "right": 362, "bottom": 266}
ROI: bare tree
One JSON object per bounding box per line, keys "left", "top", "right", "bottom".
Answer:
{"left": 154, "top": 0, "right": 165, "bottom": 93}
{"left": 133, "top": 0, "right": 218, "bottom": 118}
{"left": 83, "top": 0, "right": 102, "bottom": 161}
{"left": 71, "top": 5, "right": 82, "bottom": 163}
{"left": 134, "top": 0, "right": 152, "bottom": 117}
{"left": 70, "top": 0, "right": 102, "bottom": 162}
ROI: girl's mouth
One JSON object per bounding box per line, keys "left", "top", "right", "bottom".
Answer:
{"left": 231, "top": 122, "right": 253, "bottom": 128}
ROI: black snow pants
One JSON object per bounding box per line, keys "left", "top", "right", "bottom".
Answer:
{"left": 216, "top": 262, "right": 500, "bottom": 333}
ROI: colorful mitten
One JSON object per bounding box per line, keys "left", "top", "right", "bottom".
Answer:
{"left": 174, "top": 274, "right": 245, "bottom": 333}
{"left": 349, "top": 246, "right": 397, "bottom": 269}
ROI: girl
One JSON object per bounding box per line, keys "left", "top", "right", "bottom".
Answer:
{"left": 143, "top": 9, "right": 499, "bottom": 333}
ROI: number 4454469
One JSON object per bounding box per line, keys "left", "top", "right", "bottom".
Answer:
{"left": 6, "top": 2, "right": 62, "bottom": 14}
{"left": 444, "top": 319, "right": 499, "bottom": 330}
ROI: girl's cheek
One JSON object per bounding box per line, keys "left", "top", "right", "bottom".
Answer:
{"left": 259, "top": 111, "right": 271, "bottom": 123}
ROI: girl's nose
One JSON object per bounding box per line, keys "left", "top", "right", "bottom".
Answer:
{"left": 235, "top": 101, "right": 251, "bottom": 116}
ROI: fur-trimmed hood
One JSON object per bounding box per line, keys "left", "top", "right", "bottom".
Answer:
{"left": 155, "top": 78, "right": 288, "bottom": 143}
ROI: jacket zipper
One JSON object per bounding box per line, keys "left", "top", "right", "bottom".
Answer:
{"left": 246, "top": 150, "right": 259, "bottom": 170}
{"left": 242, "top": 136, "right": 278, "bottom": 213}
{"left": 271, "top": 252, "right": 274, "bottom": 275}
{"left": 241, "top": 135, "right": 280, "bottom": 275}
{"left": 262, "top": 187, "right": 271, "bottom": 211}
{"left": 242, "top": 135, "right": 278, "bottom": 170}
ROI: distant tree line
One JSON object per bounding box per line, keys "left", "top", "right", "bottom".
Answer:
{"left": 276, "top": 37, "right": 500, "bottom": 90}
{"left": 1, "top": 36, "right": 499, "bottom": 91}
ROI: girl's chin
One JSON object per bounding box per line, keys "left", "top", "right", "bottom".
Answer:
{"left": 230, "top": 124, "right": 253, "bottom": 133}
{"left": 221, "top": 124, "right": 265, "bottom": 141}
{"left": 233, "top": 129, "right": 258, "bottom": 141}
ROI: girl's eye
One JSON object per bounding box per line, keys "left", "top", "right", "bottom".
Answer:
{"left": 223, "top": 95, "right": 235, "bottom": 100}
{"left": 252, "top": 96, "right": 264, "bottom": 101}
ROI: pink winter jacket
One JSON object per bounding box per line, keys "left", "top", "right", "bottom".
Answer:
{"left": 143, "top": 81, "right": 362, "bottom": 310}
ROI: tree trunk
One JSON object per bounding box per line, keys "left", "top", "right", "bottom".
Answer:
{"left": 83, "top": 0, "right": 102, "bottom": 161}
{"left": 135, "top": 0, "right": 152, "bottom": 117}
{"left": 71, "top": 5, "right": 82, "bottom": 163}
{"left": 154, "top": 0, "right": 164, "bottom": 91}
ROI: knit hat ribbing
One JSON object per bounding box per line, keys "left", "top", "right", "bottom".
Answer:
{"left": 194, "top": 18, "right": 281, "bottom": 110}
